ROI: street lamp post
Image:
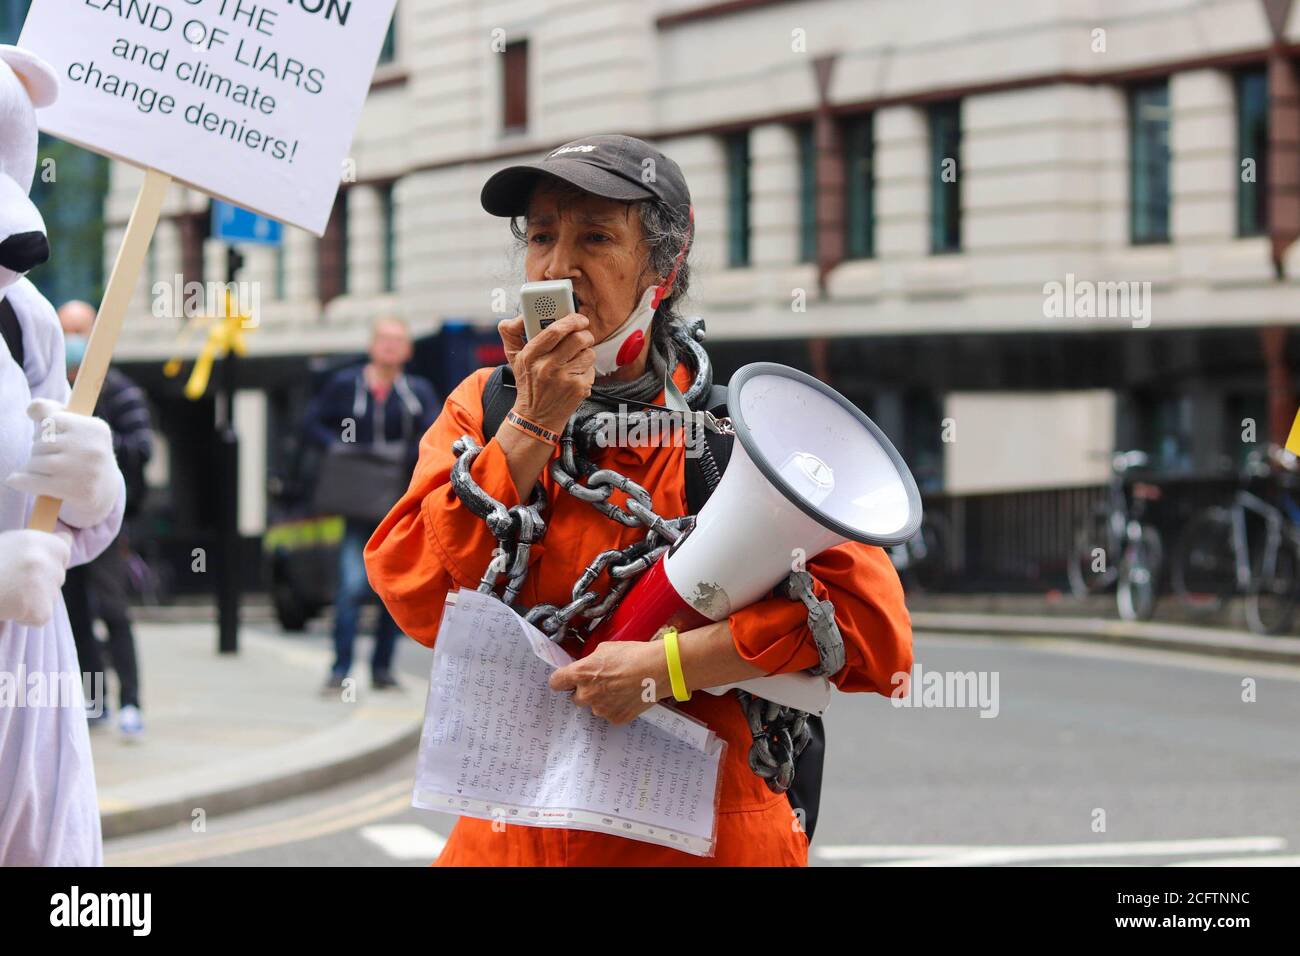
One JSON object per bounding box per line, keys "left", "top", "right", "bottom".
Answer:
{"left": 216, "top": 244, "right": 244, "bottom": 655}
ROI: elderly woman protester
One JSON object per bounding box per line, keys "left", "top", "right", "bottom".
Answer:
{"left": 364, "top": 134, "right": 912, "bottom": 867}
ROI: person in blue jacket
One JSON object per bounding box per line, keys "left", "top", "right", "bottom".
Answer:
{"left": 302, "top": 316, "right": 439, "bottom": 693}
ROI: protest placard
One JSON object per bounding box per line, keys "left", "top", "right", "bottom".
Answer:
{"left": 16, "top": 0, "right": 397, "bottom": 531}
{"left": 20, "top": 0, "right": 397, "bottom": 233}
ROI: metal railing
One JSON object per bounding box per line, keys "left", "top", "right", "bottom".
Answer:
{"left": 921, "top": 473, "right": 1239, "bottom": 592}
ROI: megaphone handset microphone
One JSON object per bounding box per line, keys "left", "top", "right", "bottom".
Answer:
{"left": 578, "top": 363, "right": 923, "bottom": 706}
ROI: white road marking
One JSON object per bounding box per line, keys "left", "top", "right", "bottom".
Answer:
{"left": 915, "top": 631, "right": 1300, "bottom": 682}
{"left": 359, "top": 824, "right": 447, "bottom": 860}
{"left": 817, "top": 845, "right": 999, "bottom": 860}
{"left": 815, "top": 836, "right": 1287, "bottom": 866}
{"left": 107, "top": 781, "right": 414, "bottom": 867}
{"left": 1165, "top": 854, "right": 1300, "bottom": 866}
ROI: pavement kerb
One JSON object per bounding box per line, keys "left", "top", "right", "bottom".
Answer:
{"left": 911, "top": 611, "right": 1300, "bottom": 665}
{"left": 97, "top": 626, "right": 427, "bottom": 840}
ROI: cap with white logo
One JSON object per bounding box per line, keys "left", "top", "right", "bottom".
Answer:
{"left": 480, "top": 133, "right": 691, "bottom": 223}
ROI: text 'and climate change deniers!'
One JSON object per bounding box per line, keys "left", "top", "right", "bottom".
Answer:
{"left": 71, "top": 0, "right": 344, "bottom": 162}
{"left": 20, "top": 0, "right": 396, "bottom": 233}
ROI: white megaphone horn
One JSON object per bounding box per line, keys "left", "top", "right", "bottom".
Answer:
{"left": 579, "top": 362, "right": 923, "bottom": 713}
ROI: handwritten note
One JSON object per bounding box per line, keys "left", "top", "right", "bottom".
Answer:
{"left": 412, "top": 588, "right": 725, "bottom": 856}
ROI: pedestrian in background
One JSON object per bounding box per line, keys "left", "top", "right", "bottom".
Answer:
{"left": 303, "top": 316, "right": 439, "bottom": 694}
{"left": 59, "top": 299, "right": 153, "bottom": 741}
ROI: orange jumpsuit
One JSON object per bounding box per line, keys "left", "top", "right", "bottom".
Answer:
{"left": 364, "top": 361, "right": 913, "bottom": 866}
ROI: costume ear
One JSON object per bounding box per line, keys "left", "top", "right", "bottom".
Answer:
{"left": 0, "top": 46, "right": 58, "bottom": 109}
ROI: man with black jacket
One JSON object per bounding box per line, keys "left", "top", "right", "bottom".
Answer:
{"left": 58, "top": 299, "right": 153, "bottom": 740}
{"left": 302, "top": 316, "right": 439, "bottom": 693}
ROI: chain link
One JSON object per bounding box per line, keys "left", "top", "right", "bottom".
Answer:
{"left": 781, "top": 570, "right": 846, "bottom": 677}
{"left": 735, "top": 689, "right": 812, "bottom": 793}
{"left": 450, "top": 435, "right": 548, "bottom": 606}
{"left": 523, "top": 458, "right": 694, "bottom": 637}
{"left": 447, "top": 322, "right": 843, "bottom": 795}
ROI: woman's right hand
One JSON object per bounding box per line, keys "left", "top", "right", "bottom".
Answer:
{"left": 0, "top": 528, "right": 72, "bottom": 628}
{"left": 498, "top": 313, "right": 596, "bottom": 433}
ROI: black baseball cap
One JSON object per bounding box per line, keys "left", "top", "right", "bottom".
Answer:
{"left": 480, "top": 134, "right": 692, "bottom": 221}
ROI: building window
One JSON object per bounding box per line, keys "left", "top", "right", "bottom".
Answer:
{"left": 180, "top": 208, "right": 209, "bottom": 294}
{"left": 1138, "top": 392, "right": 1194, "bottom": 473}
{"left": 1236, "top": 67, "right": 1268, "bottom": 237}
{"left": 11, "top": 0, "right": 111, "bottom": 307}
{"left": 796, "top": 124, "right": 817, "bottom": 263}
{"left": 0, "top": 0, "right": 30, "bottom": 44}
{"left": 928, "top": 101, "right": 961, "bottom": 254}
{"left": 725, "top": 131, "right": 751, "bottom": 268}
{"left": 842, "top": 114, "right": 873, "bottom": 259}
{"left": 379, "top": 181, "right": 397, "bottom": 293}
{"left": 378, "top": 6, "right": 397, "bottom": 65}
{"left": 274, "top": 244, "right": 286, "bottom": 301}
{"left": 28, "top": 140, "right": 108, "bottom": 307}
{"left": 1128, "top": 81, "right": 1171, "bottom": 244}
{"left": 502, "top": 40, "right": 528, "bottom": 133}
{"left": 317, "top": 192, "right": 349, "bottom": 305}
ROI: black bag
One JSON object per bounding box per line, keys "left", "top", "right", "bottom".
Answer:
{"left": 479, "top": 364, "right": 827, "bottom": 843}
{"left": 311, "top": 442, "right": 410, "bottom": 525}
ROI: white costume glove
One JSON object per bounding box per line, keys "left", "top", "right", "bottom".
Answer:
{"left": 3, "top": 398, "right": 122, "bottom": 529}
{"left": 0, "top": 528, "right": 72, "bottom": 627}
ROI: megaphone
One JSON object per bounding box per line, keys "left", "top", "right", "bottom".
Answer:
{"left": 579, "top": 362, "right": 922, "bottom": 705}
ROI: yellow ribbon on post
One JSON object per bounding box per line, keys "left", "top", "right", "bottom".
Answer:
{"left": 163, "top": 288, "right": 255, "bottom": 401}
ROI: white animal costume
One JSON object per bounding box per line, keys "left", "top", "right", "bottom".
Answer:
{"left": 0, "top": 45, "right": 125, "bottom": 866}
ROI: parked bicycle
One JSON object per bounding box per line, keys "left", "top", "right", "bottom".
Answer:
{"left": 1067, "top": 450, "right": 1163, "bottom": 621}
{"left": 1171, "top": 446, "right": 1300, "bottom": 635}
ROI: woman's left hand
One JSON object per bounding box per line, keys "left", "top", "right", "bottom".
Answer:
{"left": 549, "top": 640, "right": 668, "bottom": 725}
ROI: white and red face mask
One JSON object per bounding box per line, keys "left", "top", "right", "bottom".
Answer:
{"left": 592, "top": 207, "right": 694, "bottom": 376}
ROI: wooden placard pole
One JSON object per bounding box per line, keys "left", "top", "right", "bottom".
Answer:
{"left": 27, "top": 166, "right": 171, "bottom": 533}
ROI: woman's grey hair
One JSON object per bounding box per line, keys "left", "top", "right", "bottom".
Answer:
{"left": 509, "top": 178, "right": 693, "bottom": 352}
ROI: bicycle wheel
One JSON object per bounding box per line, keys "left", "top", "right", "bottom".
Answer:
{"left": 1117, "top": 528, "right": 1159, "bottom": 622}
{"left": 1144, "top": 525, "right": 1164, "bottom": 582}
{"left": 1246, "top": 535, "right": 1300, "bottom": 635}
{"left": 1171, "top": 507, "right": 1236, "bottom": 615}
{"left": 1067, "top": 512, "right": 1117, "bottom": 599}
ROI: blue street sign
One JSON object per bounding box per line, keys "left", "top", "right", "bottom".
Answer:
{"left": 211, "top": 200, "right": 283, "bottom": 247}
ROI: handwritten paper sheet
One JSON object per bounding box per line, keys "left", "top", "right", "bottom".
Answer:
{"left": 412, "top": 588, "right": 725, "bottom": 856}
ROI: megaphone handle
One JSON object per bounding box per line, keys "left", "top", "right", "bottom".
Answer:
{"left": 701, "top": 673, "right": 832, "bottom": 716}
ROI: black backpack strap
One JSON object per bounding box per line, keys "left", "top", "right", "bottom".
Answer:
{"left": 479, "top": 364, "right": 516, "bottom": 440}
{"left": 683, "top": 382, "right": 733, "bottom": 515}
{"left": 0, "top": 296, "right": 23, "bottom": 370}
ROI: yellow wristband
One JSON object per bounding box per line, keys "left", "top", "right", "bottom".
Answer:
{"left": 662, "top": 627, "right": 691, "bottom": 702}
